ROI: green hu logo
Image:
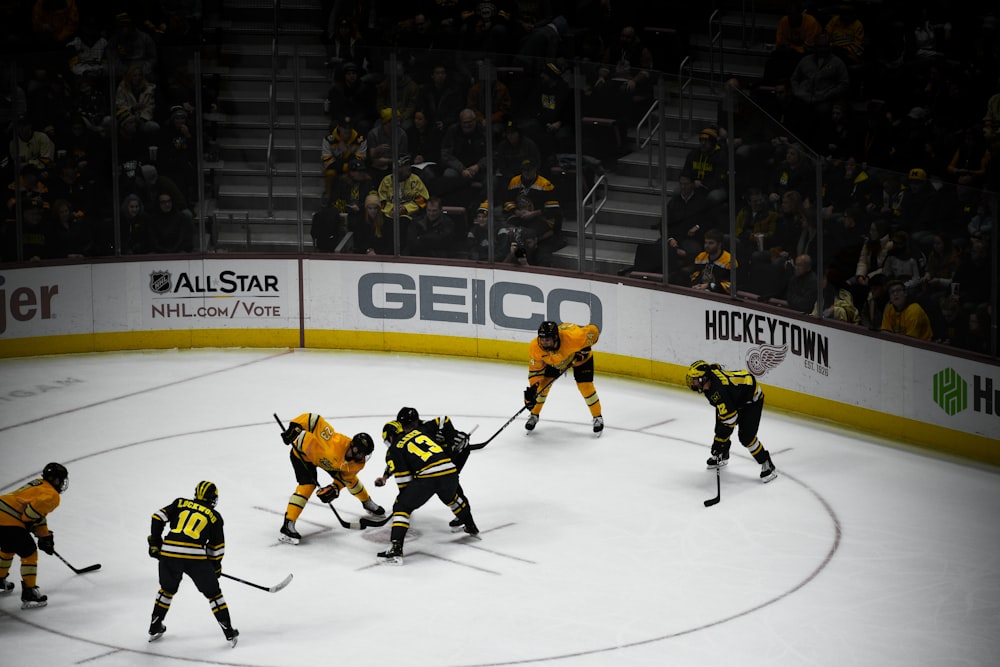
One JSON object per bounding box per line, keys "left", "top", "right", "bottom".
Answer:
{"left": 932, "top": 368, "right": 968, "bottom": 416}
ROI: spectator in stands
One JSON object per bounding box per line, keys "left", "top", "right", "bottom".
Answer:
{"left": 513, "top": 14, "right": 568, "bottom": 69}
{"left": 2, "top": 196, "right": 51, "bottom": 262}
{"left": 115, "top": 64, "right": 159, "bottom": 136}
{"left": 900, "top": 167, "right": 945, "bottom": 244}
{"left": 10, "top": 116, "right": 55, "bottom": 172}
{"left": 814, "top": 101, "right": 858, "bottom": 161}
{"left": 667, "top": 171, "right": 713, "bottom": 262}
{"left": 324, "top": 15, "right": 369, "bottom": 72}
{"left": 881, "top": 278, "right": 933, "bottom": 340}
{"left": 121, "top": 192, "right": 151, "bottom": 254}
{"left": 518, "top": 62, "right": 573, "bottom": 160}
{"left": 329, "top": 157, "right": 374, "bottom": 230}
{"left": 826, "top": 203, "right": 867, "bottom": 279}
{"left": 920, "top": 232, "right": 960, "bottom": 302}
{"left": 65, "top": 17, "right": 107, "bottom": 79}
{"left": 764, "top": 0, "right": 823, "bottom": 84}
{"left": 734, "top": 186, "right": 779, "bottom": 265}
{"left": 592, "top": 25, "right": 656, "bottom": 131}
{"left": 966, "top": 197, "right": 994, "bottom": 240}
{"left": 325, "top": 62, "right": 377, "bottom": 136}
{"left": 147, "top": 189, "right": 193, "bottom": 254}
{"left": 377, "top": 154, "right": 428, "bottom": 224}
{"left": 31, "top": 0, "right": 79, "bottom": 49}
{"left": 952, "top": 306, "right": 992, "bottom": 355}
{"left": 768, "top": 143, "right": 817, "bottom": 208}
{"left": 418, "top": 62, "right": 465, "bottom": 133}
{"left": 822, "top": 157, "right": 876, "bottom": 219}
{"left": 323, "top": 114, "right": 367, "bottom": 201}
{"left": 106, "top": 12, "right": 158, "bottom": 79}
{"left": 782, "top": 253, "right": 818, "bottom": 313}
{"left": 866, "top": 173, "right": 905, "bottom": 227}
{"left": 157, "top": 106, "right": 197, "bottom": 204}
{"left": 502, "top": 157, "right": 560, "bottom": 237}
{"left": 407, "top": 196, "right": 458, "bottom": 258}
{"left": 376, "top": 62, "right": 419, "bottom": 130}
{"left": 466, "top": 70, "right": 512, "bottom": 138}
{"left": 71, "top": 75, "right": 111, "bottom": 139}
{"left": 46, "top": 157, "right": 95, "bottom": 227}
{"left": 7, "top": 164, "right": 50, "bottom": 211}
{"left": 689, "top": 229, "right": 735, "bottom": 294}
{"left": 366, "top": 107, "right": 409, "bottom": 184}
{"left": 946, "top": 126, "right": 990, "bottom": 207}
{"left": 683, "top": 127, "right": 728, "bottom": 207}
{"left": 950, "top": 231, "right": 992, "bottom": 312}
{"left": 310, "top": 198, "right": 346, "bottom": 252}
{"left": 825, "top": 4, "right": 865, "bottom": 66}
{"left": 354, "top": 192, "right": 394, "bottom": 255}
{"left": 459, "top": 1, "right": 511, "bottom": 54}
{"left": 494, "top": 119, "right": 542, "bottom": 198}
{"left": 46, "top": 197, "right": 92, "bottom": 258}
{"left": 405, "top": 108, "right": 443, "bottom": 183}
{"left": 770, "top": 189, "right": 809, "bottom": 264}
{"left": 463, "top": 200, "right": 492, "bottom": 261}
{"left": 854, "top": 218, "right": 892, "bottom": 285}
{"left": 440, "top": 107, "right": 488, "bottom": 206}
{"left": 815, "top": 267, "right": 860, "bottom": 323}
{"left": 789, "top": 32, "right": 850, "bottom": 150}
{"left": 882, "top": 230, "right": 924, "bottom": 296}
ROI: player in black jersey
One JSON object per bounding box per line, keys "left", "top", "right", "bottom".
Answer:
{"left": 686, "top": 361, "right": 778, "bottom": 482}
{"left": 376, "top": 417, "right": 478, "bottom": 565}
{"left": 147, "top": 481, "right": 239, "bottom": 646}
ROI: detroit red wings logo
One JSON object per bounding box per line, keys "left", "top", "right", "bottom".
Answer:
{"left": 746, "top": 344, "right": 787, "bottom": 375}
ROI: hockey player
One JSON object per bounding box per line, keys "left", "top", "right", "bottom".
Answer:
{"left": 376, "top": 419, "right": 479, "bottom": 565}
{"left": 375, "top": 406, "right": 473, "bottom": 532}
{"left": 685, "top": 360, "right": 777, "bottom": 482}
{"left": 523, "top": 321, "right": 604, "bottom": 434}
{"left": 277, "top": 413, "right": 381, "bottom": 544}
{"left": 147, "top": 481, "right": 239, "bottom": 647}
{"left": 0, "top": 462, "right": 67, "bottom": 609}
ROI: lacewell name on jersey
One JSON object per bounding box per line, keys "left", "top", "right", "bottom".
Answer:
{"left": 704, "top": 309, "right": 830, "bottom": 369}
{"left": 358, "top": 272, "right": 603, "bottom": 330}
{"left": 1, "top": 282, "right": 58, "bottom": 335}
{"left": 148, "top": 270, "right": 279, "bottom": 295}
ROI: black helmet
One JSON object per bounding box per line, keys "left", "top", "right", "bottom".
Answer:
{"left": 396, "top": 406, "right": 419, "bottom": 426}
{"left": 42, "top": 462, "right": 68, "bottom": 493}
{"left": 537, "top": 320, "right": 560, "bottom": 350}
{"left": 685, "top": 360, "right": 712, "bottom": 392}
{"left": 382, "top": 420, "right": 404, "bottom": 446}
{"left": 350, "top": 432, "right": 375, "bottom": 460}
{"left": 195, "top": 480, "right": 219, "bottom": 507}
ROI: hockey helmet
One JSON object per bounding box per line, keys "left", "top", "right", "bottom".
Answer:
{"left": 537, "top": 321, "right": 560, "bottom": 350}
{"left": 382, "top": 420, "right": 404, "bottom": 447}
{"left": 685, "top": 360, "right": 712, "bottom": 392}
{"left": 195, "top": 480, "right": 219, "bottom": 507}
{"left": 348, "top": 432, "right": 375, "bottom": 461}
{"left": 396, "top": 406, "right": 420, "bottom": 426}
{"left": 42, "top": 462, "right": 68, "bottom": 493}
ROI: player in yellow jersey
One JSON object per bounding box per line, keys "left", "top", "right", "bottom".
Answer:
{"left": 523, "top": 321, "right": 604, "bottom": 435}
{"left": 686, "top": 360, "right": 777, "bottom": 482}
{"left": 277, "top": 413, "right": 380, "bottom": 544}
{"left": 0, "top": 462, "right": 67, "bottom": 609}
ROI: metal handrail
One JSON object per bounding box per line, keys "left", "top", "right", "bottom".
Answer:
{"left": 707, "top": 9, "right": 723, "bottom": 93}
{"left": 265, "top": 34, "right": 278, "bottom": 215}
{"left": 676, "top": 55, "right": 693, "bottom": 140}
{"left": 580, "top": 173, "right": 609, "bottom": 273}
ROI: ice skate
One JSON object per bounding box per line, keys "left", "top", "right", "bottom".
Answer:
{"left": 706, "top": 451, "right": 730, "bottom": 469}
{"left": 278, "top": 519, "right": 301, "bottom": 545}
{"left": 592, "top": 415, "right": 604, "bottom": 435}
{"left": 376, "top": 541, "right": 404, "bottom": 565}
{"left": 0, "top": 577, "right": 13, "bottom": 595}
{"left": 20, "top": 582, "right": 47, "bottom": 609}
{"left": 760, "top": 453, "right": 777, "bottom": 483}
{"left": 362, "top": 499, "right": 385, "bottom": 517}
{"left": 223, "top": 626, "right": 239, "bottom": 648}
{"left": 462, "top": 519, "right": 481, "bottom": 539}
{"left": 449, "top": 516, "right": 465, "bottom": 532}
{"left": 148, "top": 621, "right": 166, "bottom": 642}
{"left": 525, "top": 414, "right": 539, "bottom": 432}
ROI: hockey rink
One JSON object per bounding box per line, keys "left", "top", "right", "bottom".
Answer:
{"left": 1, "top": 348, "right": 999, "bottom": 666}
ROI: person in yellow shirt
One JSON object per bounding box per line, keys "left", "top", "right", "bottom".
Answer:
{"left": 523, "top": 321, "right": 604, "bottom": 435}
{"left": 276, "top": 414, "right": 380, "bottom": 544}
{"left": 880, "top": 279, "right": 933, "bottom": 340}
{"left": 0, "top": 463, "right": 67, "bottom": 608}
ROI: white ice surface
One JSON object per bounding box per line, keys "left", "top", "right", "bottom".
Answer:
{"left": 1, "top": 348, "right": 999, "bottom": 667}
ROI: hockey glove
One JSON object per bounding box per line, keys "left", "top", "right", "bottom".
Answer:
{"left": 37, "top": 533, "right": 54, "bottom": 555}
{"left": 281, "top": 422, "right": 304, "bottom": 445}
{"left": 524, "top": 384, "right": 538, "bottom": 408}
{"left": 147, "top": 535, "right": 162, "bottom": 559}
{"left": 710, "top": 438, "right": 731, "bottom": 458}
{"left": 317, "top": 484, "right": 340, "bottom": 503}
{"left": 453, "top": 431, "right": 470, "bottom": 452}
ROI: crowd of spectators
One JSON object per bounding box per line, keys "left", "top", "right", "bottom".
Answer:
{"left": 1, "top": 2, "right": 996, "bottom": 354}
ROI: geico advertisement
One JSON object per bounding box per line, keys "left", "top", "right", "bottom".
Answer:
{"left": 309, "top": 262, "right": 606, "bottom": 339}
{"left": 141, "top": 259, "right": 295, "bottom": 329}
{"left": 0, "top": 265, "right": 94, "bottom": 338}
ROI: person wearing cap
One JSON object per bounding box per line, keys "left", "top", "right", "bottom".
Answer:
{"left": 366, "top": 107, "right": 409, "bottom": 182}
{"left": 322, "top": 114, "right": 367, "bottom": 199}
{"left": 156, "top": 106, "right": 197, "bottom": 205}
{"left": 354, "top": 192, "right": 393, "bottom": 255}
{"left": 377, "top": 154, "right": 428, "bottom": 224}
{"left": 323, "top": 15, "right": 369, "bottom": 72}
{"left": 682, "top": 126, "right": 729, "bottom": 206}
{"left": 325, "top": 60, "right": 377, "bottom": 135}
{"left": 519, "top": 61, "right": 573, "bottom": 158}
{"left": 375, "top": 61, "right": 419, "bottom": 130}
{"left": 495, "top": 119, "right": 541, "bottom": 194}
{"left": 329, "top": 157, "right": 373, "bottom": 226}
{"left": 464, "top": 200, "right": 493, "bottom": 260}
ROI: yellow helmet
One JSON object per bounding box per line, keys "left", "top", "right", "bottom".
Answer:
{"left": 685, "top": 360, "right": 712, "bottom": 392}
{"left": 382, "top": 420, "right": 404, "bottom": 446}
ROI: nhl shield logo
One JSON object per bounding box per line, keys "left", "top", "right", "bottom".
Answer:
{"left": 149, "top": 270, "right": 172, "bottom": 294}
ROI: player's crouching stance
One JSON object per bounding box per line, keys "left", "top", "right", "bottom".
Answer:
{"left": 377, "top": 420, "right": 479, "bottom": 565}
{"left": 524, "top": 321, "right": 604, "bottom": 435}
{"left": 0, "top": 462, "right": 68, "bottom": 609}
{"left": 147, "top": 481, "right": 239, "bottom": 647}
{"left": 686, "top": 361, "right": 777, "bottom": 482}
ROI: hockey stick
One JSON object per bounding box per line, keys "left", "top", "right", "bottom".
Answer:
{"left": 704, "top": 466, "right": 721, "bottom": 507}
{"left": 221, "top": 572, "right": 293, "bottom": 593}
{"left": 467, "top": 368, "right": 569, "bottom": 450}
{"left": 52, "top": 549, "right": 101, "bottom": 574}
{"left": 327, "top": 502, "right": 390, "bottom": 530}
